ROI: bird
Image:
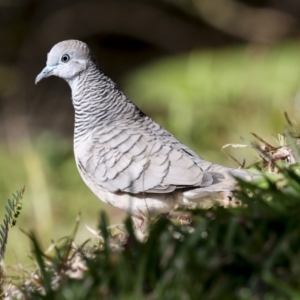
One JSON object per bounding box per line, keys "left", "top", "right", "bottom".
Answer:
{"left": 35, "top": 40, "right": 258, "bottom": 226}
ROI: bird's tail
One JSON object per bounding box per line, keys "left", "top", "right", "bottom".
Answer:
{"left": 180, "top": 163, "right": 260, "bottom": 209}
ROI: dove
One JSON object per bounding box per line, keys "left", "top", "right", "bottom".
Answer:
{"left": 36, "top": 40, "right": 257, "bottom": 226}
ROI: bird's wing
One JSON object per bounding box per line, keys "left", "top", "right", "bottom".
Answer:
{"left": 82, "top": 122, "right": 217, "bottom": 193}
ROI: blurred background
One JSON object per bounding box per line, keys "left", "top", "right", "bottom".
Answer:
{"left": 1, "top": 0, "right": 300, "bottom": 266}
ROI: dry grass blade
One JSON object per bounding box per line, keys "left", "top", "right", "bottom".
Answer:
{"left": 284, "top": 111, "right": 297, "bottom": 127}
{"left": 251, "top": 133, "right": 275, "bottom": 149}
{"left": 222, "top": 143, "right": 250, "bottom": 167}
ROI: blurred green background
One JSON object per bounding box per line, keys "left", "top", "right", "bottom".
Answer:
{"left": 0, "top": 0, "right": 300, "bottom": 267}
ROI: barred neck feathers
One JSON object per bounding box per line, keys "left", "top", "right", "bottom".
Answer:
{"left": 69, "top": 64, "right": 139, "bottom": 141}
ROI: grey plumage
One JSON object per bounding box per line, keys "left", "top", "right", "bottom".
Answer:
{"left": 36, "top": 40, "right": 257, "bottom": 221}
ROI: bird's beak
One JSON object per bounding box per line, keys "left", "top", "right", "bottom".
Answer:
{"left": 35, "top": 65, "right": 56, "bottom": 84}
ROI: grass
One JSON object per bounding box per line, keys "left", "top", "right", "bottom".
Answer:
{"left": 4, "top": 158, "right": 300, "bottom": 299}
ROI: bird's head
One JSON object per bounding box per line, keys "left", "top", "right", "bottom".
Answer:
{"left": 35, "top": 40, "right": 93, "bottom": 84}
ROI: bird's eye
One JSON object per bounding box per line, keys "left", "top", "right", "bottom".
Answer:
{"left": 61, "top": 54, "right": 70, "bottom": 63}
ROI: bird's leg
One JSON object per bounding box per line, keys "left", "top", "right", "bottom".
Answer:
{"left": 219, "top": 191, "right": 242, "bottom": 207}
{"left": 165, "top": 211, "right": 192, "bottom": 225}
{"left": 131, "top": 212, "right": 150, "bottom": 241}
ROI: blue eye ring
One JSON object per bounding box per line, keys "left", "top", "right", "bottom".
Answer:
{"left": 61, "top": 54, "right": 70, "bottom": 63}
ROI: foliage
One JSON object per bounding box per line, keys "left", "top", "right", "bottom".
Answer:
{"left": 0, "top": 187, "right": 24, "bottom": 260}
{"left": 0, "top": 188, "right": 24, "bottom": 300}
{"left": 4, "top": 162, "right": 300, "bottom": 299}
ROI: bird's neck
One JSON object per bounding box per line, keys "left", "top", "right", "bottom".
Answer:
{"left": 69, "top": 65, "right": 138, "bottom": 140}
